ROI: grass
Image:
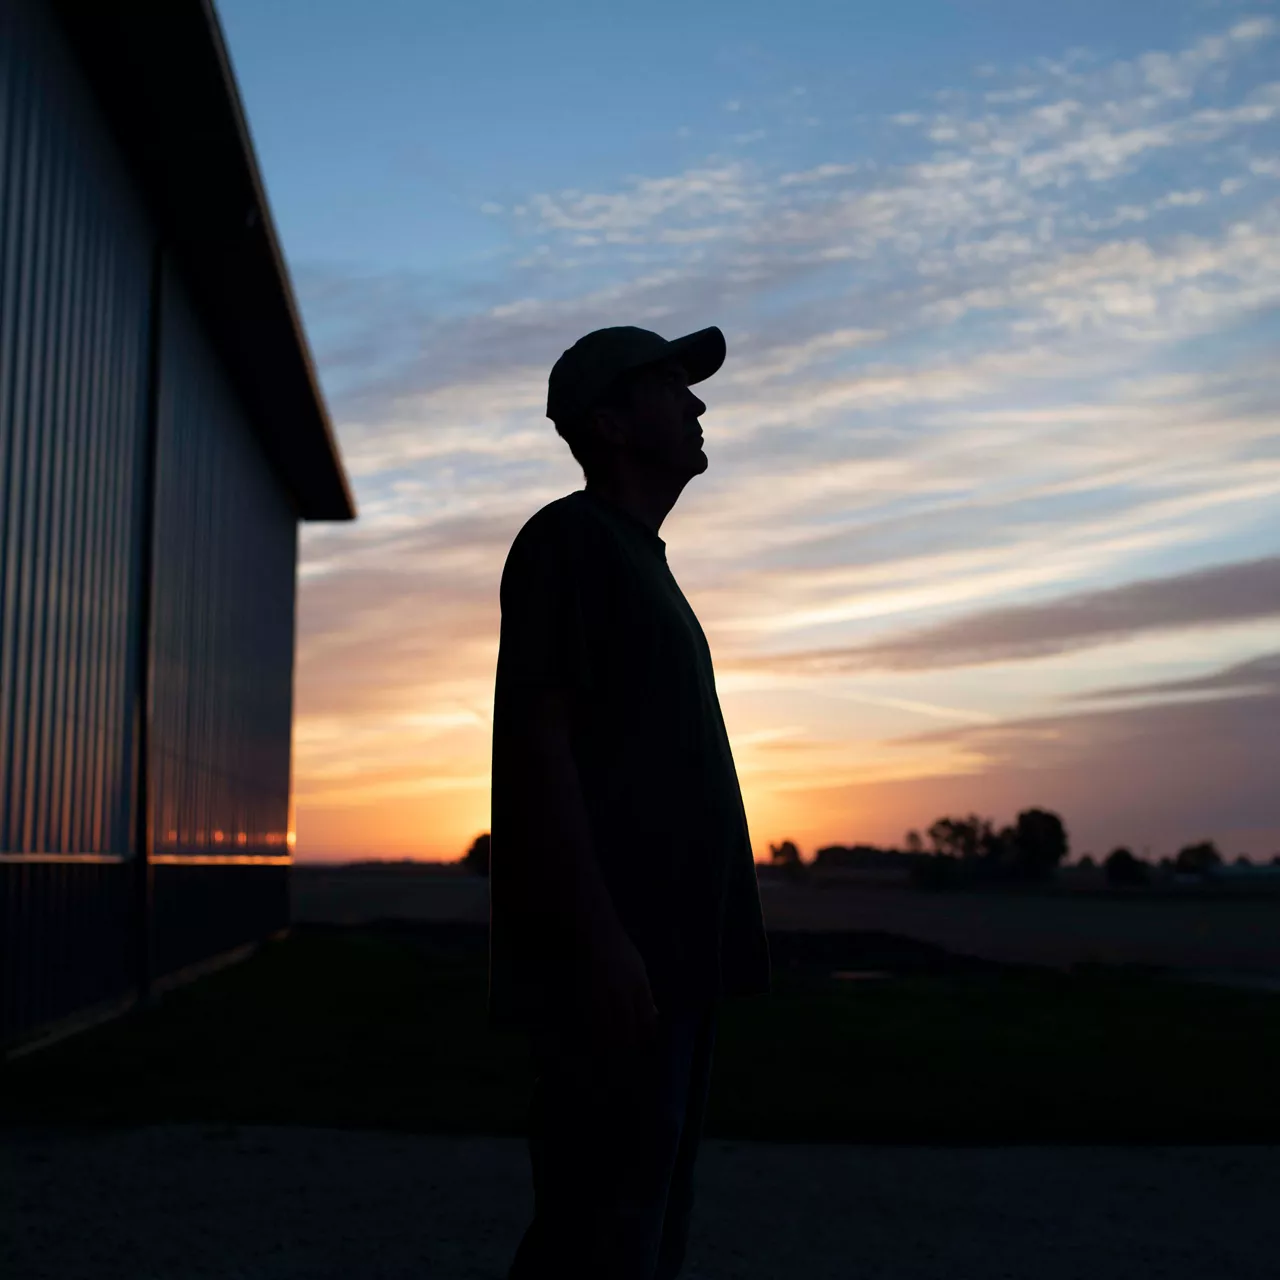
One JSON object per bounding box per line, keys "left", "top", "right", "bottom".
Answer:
{"left": 3, "top": 923, "right": 1278, "bottom": 1143}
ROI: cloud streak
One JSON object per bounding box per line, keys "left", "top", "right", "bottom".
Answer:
{"left": 740, "top": 555, "right": 1280, "bottom": 673}
{"left": 1075, "top": 649, "right": 1280, "bottom": 703}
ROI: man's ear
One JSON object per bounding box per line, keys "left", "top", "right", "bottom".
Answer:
{"left": 593, "top": 404, "right": 628, "bottom": 451}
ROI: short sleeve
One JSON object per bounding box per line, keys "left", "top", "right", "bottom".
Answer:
{"left": 496, "top": 515, "right": 593, "bottom": 696}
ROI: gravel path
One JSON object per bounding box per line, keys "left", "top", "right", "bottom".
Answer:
{"left": 3, "top": 1126, "right": 1277, "bottom": 1279}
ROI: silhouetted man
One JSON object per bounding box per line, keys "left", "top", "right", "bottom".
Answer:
{"left": 489, "top": 325, "right": 771, "bottom": 1279}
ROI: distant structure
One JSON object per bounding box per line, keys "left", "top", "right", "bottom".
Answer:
{"left": 0, "top": 0, "right": 355, "bottom": 1050}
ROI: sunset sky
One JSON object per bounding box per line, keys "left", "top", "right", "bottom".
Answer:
{"left": 217, "top": 0, "right": 1280, "bottom": 865}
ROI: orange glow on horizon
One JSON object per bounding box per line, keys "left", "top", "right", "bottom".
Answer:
{"left": 290, "top": 774, "right": 914, "bottom": 865}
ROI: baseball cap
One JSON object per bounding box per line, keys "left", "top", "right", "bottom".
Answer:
{"left": 546, "top": 325, "right": 726, "bottom": 423}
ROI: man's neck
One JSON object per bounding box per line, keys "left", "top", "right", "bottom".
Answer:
{"left": 585, "top": 473, "right": 686, "bottom": 536}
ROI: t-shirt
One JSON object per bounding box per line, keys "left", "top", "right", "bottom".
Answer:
{"left": 487, "top": 486, "right": 771, "bottom": 1032}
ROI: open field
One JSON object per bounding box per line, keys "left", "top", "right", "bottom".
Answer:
{"left": 5, "top": 923, "right": 1278, "bottom": 1143}
{"left": 293, "top": 863, "right": 1280, "bottom": 976}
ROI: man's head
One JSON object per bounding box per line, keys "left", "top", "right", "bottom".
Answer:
{"left": 547, "top": 326, "right": 723, "bottom": 486}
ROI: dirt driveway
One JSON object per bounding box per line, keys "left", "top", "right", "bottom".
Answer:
{"left": 3, "top": 1126, "right": 1276, "bottom": 1279}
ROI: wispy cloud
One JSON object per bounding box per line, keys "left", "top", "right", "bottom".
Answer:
{"left": 1074, "top": 648, "right": 1280, "bottom": 703}
{"left": 738, "top": 555, "right": 1280, "bottom": 673}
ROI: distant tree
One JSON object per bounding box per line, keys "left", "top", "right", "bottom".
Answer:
{"left": 769, "top": 839, "right": 801, "bottom": 866}
{"left": 927, "top": 815, "right": 987, "bottom": 860}
{"left": 1273, "top": 854, "right": 1280, "bottom": 867}
{"left": 1234, "top": 854, "right": 1254, "bottom": 867}
{"left": 904, "top": 830, "right": 924, "bottom": 856}
{"left": 1175, "top": 841, "right": 1222, "bottom": 876}
{"left": 1077, "top": 854, "right": 1096, "bottom": 870}
{"left": 1158, "top": 856, "right": 1175, "bottom": 872}
{"left": 925, "top": 818, "right": 957, "bottom": 857}
{"left": 981, "top": 822, "right": 1018, "bottom": 871}
{"left": 1104, "top": 847, "right": 1149, "bottom": 886}
{"left": 1009, "top": 808, "right": 1068, "bottom": 879}
{"left": 974, "top": 816, "right": 1006, "bottom": 863}
{"left": 462, "top": 832, "right": 491, "bottom": 876}
{"left": 769, "top": 838, "right": 808, "bottom": 883}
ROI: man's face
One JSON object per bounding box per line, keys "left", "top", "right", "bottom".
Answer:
{"left": 603, "top": 357, "right": 708, "bottom": 481}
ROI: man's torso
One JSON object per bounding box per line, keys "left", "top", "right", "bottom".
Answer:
{"left": 488, "top": 488, "right": 770, "bottom": 1031}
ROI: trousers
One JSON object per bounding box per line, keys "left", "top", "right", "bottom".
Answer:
{"left": 507, "top": 1002, "right": 718, "bottom": 1280}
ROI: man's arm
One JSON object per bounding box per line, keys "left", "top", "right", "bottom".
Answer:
{"left": 507, "top": 686, "right": 659, "bottom": 1047}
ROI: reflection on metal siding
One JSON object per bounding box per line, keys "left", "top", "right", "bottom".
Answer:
{"left": 0, "top": 0, "right": 152, "bottom": 856}
{"left": 150, "top": 271, "right": 298, "bottom": 860}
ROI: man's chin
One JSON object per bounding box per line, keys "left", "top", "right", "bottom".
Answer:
{"left": 651, "top": 447, "right": 707, "bottom": 486}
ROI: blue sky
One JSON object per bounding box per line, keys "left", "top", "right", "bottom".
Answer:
{"left": 216, "top": 0, "right": 1280, "bottom": 861}
{"left": 222, "top": 1, "right": 1238, "bottom": 275}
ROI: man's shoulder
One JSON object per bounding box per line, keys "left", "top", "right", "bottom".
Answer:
{"left": 518, "top": 490, "right": 589, "bottom": 535}
{"left": 506, "top": 491, "right": 597, "bottom": 559}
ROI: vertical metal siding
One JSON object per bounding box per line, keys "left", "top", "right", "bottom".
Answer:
{"left": 150, "top": 267, "right": 298, "bottom": 866}
{"left": 0, "top": 0, "right": 153, "bottom": 1042}
{"left": 1, "top": 0, "right": 303, "bottom": 1043}
{"left": 0, "top": 0, "right": 152, "bottom": 857}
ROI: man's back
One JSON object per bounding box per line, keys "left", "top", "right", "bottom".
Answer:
{"left": 488, "top": 487, "right": 770, "bottom": 1033}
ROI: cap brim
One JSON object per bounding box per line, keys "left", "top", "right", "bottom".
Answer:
{"left": 666, "top": 326, "right": 726, "bottom": 386}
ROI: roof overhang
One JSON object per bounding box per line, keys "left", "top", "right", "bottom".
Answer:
{"left": 50, "top": 0, "right": 356, "bottom": 522}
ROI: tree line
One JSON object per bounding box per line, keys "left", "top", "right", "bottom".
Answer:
{"left": 1076, "top": 840, "right": 1279, "bottom": 885}
{"left": 768, "top": 812, "right": 1279, "bottom": 888}
{"left": 767, "top": 808, "right": 1067, "bottom": 888}
{"left": 459, "top": 817, "right": 1277, "bottom": 886}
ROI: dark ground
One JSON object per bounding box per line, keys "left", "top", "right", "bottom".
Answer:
{"left": 5, "top": 1126, "right": 1277, "bottom": 1280}
{"left": 4, "top": 921, "right": 1278, "bottom": 1142}
{"left": 4, "top": 923, "right": 1279, "bottom": 1279}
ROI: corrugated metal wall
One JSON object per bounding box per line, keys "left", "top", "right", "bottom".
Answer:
{"left": 149, "top": 268, "right": 297, "bottom": 976}
{"left": 1, "top": 0, "right": 302, "bottom": 1045}
{"left": 0, "top": 0, "right": 152, "bottom": 858}
{"left": 0, "top": 0, "right": 152, "bottom": 1039}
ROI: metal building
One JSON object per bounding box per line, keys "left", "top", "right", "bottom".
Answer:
{"left": 0, "top": 0, "right": 355, "bottom": 1050}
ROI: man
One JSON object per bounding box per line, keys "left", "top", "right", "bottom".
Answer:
{"left": 489, "top": 325, "right": 771, "bottom": 1280}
